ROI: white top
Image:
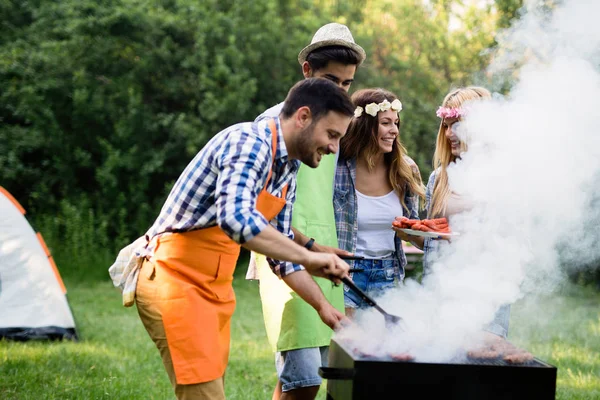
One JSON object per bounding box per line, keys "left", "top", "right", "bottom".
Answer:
{"left": 355, "top": 190, "right": 402, "bottom": 258}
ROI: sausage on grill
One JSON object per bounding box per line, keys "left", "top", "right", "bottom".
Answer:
{"left": 390, "top": 353, "right": 415, "bottom": 362}
{"left": 466, "top": 349, "right": 500, "bottom": 360}
{"left": 503, "top": 352, "right": 534, "bottom": 364}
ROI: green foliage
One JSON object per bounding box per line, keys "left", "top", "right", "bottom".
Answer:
{"left": 496, "top": 0, "right": 525, "bottom": 28}
{"left": 0, "top": 0, "right": 300, "bottom": 244}
{"left": 34, "top": 198, "right": 117, "bottom": 282}
{"left": 1, "top": 0, "right": 512, "bottom": 259}
{"left": 349, "top": 0, "right": 500, "bottom": 178}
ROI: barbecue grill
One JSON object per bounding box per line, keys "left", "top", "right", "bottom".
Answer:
{"left": 320, "top": 338, "right": 557, "bottom": 400}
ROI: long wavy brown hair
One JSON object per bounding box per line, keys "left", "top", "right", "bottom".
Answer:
{"left": 340, "top": 88, "right": 425, "bottom": 210}
{"left": 429, "top": 86, "right": 491, "bottom": 218}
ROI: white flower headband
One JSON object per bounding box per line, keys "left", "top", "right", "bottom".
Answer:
{"left": 354, "top": 98, "right": 403, "bottom": 118}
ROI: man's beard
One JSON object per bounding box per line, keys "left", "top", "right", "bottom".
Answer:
{"left": 295, "top": 123, "right": 320, "bottom": 168}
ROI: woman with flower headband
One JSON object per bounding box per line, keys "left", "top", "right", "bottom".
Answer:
{"left": 419, "top": 86, "right": 510, "bottom": 338}
{"left": 422, "top": 87, "right": 491, "bottom": 274}
{"left": 334, "top": 88, "right": 425, "bottom": 316}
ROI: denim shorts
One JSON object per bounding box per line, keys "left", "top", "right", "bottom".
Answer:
{"left": 275, "top": 346, "right": 328, "bottom": 392}
{"left": 484, "top": 304, "right": 511, "bottom": 338}
{"left": 344, "top": 258, "right": 398, "bottom": 309}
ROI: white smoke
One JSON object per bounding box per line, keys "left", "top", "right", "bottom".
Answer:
{"left": 336, "top": 0, "right": 600, "bottom": 360}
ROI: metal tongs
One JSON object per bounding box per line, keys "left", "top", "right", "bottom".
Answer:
{"left": 339, "top": 255, "right": 366, "bottom": 261}
{"left": 341, "top": 276, "right": 405, "bottom": 330}
{"left": 340, "top": 255, "right": 365, "bottom": 273}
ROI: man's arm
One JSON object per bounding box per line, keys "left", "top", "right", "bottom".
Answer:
{"left": 281, "top": 271, "right": 346, "bottom": 330}
{"left": 243, "top": 224, "right": 349, "bottom": 282}
{"left": 208, "top": 126, "right": 348, "bottom": 281}
{"left": 291, "top": 227, "right": 352, "bottom": 256}
{"left": 291, "top": 226, "right": 310, "bottom": 246}
{"left": 245, "top": 224, "right": 348, "bottom": 328}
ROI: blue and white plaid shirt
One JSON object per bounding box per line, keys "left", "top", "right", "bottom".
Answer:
{"left": 334, "top": 156, "right": 421, "bottom": 279}
{"left": 146, "top": 117, "right": 302, "bottom": 277}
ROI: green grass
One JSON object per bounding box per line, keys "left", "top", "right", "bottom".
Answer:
{"left": 509, "top": 286, "right": 600, "bottom": 399}
{"left": 1, "top": 269, "right": 599, "bottom": 399}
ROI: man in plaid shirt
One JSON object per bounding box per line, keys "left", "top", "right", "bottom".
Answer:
{"left": 134, "top": 78, "right": 354, "bottom": 399}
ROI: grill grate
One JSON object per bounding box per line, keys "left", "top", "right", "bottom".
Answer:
{"left": 451, "top": 357, "right": 543, "bottom": 367}
{"left": 354, "top": 354, "right": 546, "bottom": 367}
{"left": 351, "top": 346, "right": 548, "bottom": 368}
{"left": 324, "top": 338, "right": 557, "bottom": 400}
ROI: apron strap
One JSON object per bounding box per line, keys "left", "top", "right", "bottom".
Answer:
{"left": 264, "top": 119, "right": 278, "bottom": 186}
{"left": 151, "top": 119, "right": 286, "bottom": 240}
{"left": 265, "top": 119, "right": 288, "bottom": 198}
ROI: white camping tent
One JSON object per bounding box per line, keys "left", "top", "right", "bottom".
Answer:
{"left": 0, "top": 187, "right": 77, "bottom": 341}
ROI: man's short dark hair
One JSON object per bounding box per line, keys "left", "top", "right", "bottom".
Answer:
{"left": 281, "top": 78, "right": 355, "bottom": 122}
{"left": 306, "top": 45, "right": 362, "bottom": 71}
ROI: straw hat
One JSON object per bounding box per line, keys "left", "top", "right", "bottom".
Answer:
{"left": 297, "top": 23, "right": 366, "bottom": 65}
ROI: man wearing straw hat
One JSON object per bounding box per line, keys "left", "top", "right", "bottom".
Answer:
{"left": 247, "top": 23, "right": 366, "bottom": 400}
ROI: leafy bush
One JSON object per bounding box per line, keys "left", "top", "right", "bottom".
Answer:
{"left": 1, "top": 0, "right": 507, "bottom": 272}
{"left": 1, "top": 0, "right": 303, "bottom": 244}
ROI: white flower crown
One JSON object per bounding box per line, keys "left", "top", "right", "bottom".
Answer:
{"left": 354, "top": 98, "right": 403, "bottom": 118}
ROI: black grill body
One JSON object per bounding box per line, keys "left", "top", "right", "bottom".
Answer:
{"left": 320, "top": 338, "right": 557, "bottom": 400}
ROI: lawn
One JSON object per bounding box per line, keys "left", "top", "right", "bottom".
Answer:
{"left": 1, "top": 268, "right": 599, "bottom": 399}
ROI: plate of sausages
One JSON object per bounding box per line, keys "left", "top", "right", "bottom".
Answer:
{"left": 392, "top": 217, "right": 460, "bottom": 239}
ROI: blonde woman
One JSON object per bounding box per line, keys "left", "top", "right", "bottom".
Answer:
{"left": 423, "top": 87, "right": 491, "bottom": 270}
{"left": 422, "top": 86, "right": 510, "bottom": 338}
{"left": 335, "top": 88, "right": 425, "bottom": 316}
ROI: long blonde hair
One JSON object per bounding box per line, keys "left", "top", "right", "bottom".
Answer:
{"left": 429, "top": 87, "right": 491, "bottom": 218}
{"left": 340, "top": 88, "right": 425, "bottom": 210}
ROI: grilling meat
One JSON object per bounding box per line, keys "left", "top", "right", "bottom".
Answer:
{"left": 503, "top": 352, "right": 534, "bottom": 364}
{"left": 467, "top": 349, "right": 500, "bottom": 360}
{"left": 353, "top": 347, "right": 376, "bottom": 358}
{"left": 490, "top": 339, "right": 534, "bottom": 363}
{"left": 466, "top": 335, "right": 534, "bottom": 364}
{"left": 390, "top": 352, "right": 415, "bottom": 362}
{"left": 351, "top": 346, "right": 414, "bottom": 361}
{"left": 392, "top": 217, "right": 451, "bottom": 233}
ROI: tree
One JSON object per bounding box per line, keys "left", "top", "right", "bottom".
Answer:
{"left": 1, "top": 0, "right": 523, "bottom": 251}
{"left": 0, "top": 0, "right": 301, "bottom": 242}
{"left": 347, "top": 0, "right": 499, "bottom": 178}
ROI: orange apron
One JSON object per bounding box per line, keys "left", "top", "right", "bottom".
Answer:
{"left": 151, "top": 120, "right": 287, "bottom": 384}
